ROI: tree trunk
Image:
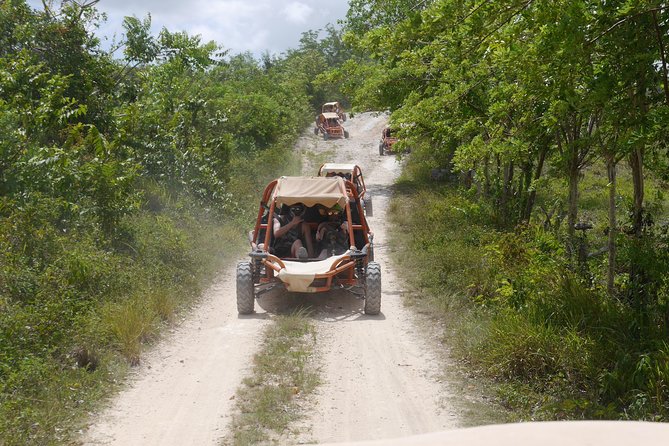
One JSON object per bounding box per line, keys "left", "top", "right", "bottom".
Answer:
{"left": 606, "top": 155, "right": 617, "bottom": 297}
{"left": 501, "top": 160, "right": 514, "bottom": 226}
{"left": 628, "top": 146, "right": 646, "bottom": 309}
{"left": 483, "top": 156, "right": 490, "bottom": 195}
{"left": 523, "top": 147, "right": 547, "bottom": 223}
{"left": 629, "top": 147, "right": 645, "bottom": 236}
{"left": 566, "top": 144, "right": 580, "bottom": 254}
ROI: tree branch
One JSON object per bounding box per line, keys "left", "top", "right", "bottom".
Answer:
{"left": 588, "top": 6, "right": 669, "bottom": 44}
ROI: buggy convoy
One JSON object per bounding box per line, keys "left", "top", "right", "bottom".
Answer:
{"left": 238, "top": 176, "right": 380, "bottom": 315}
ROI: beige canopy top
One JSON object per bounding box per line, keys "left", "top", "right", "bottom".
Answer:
{"left": 320, "top": 163, "right": 357, "bottom": 175}
{"left": 323, "top": 101, "right": 339, "bottom": 107}
{"left": 271, "top": 176, "right": 348, "bottom": 209}
{"left": 321, "top": 112, "right": 340, "bottom": 120}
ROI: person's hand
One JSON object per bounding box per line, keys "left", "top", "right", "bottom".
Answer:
{"left": 291, "top": 214, "right": 303, "bottom": 225}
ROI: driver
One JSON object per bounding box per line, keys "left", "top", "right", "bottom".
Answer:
{"left": 273, "top": 203, "right": 314, "bottom": 259}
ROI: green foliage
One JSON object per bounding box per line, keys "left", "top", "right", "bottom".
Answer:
{"left": 391, "top": 173, "right": 669, "bottom": 421}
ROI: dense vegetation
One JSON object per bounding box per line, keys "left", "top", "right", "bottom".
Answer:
{"left": 339, "top": 0, "right": 669, "bottom": 420}
{"left": 0, "top": 1, "right": 347, "bottom": 443}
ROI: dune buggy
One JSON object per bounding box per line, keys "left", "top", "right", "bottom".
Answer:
{"left": 317, "top": 163, "right": 373, "bottom": 217}
{"left": 314, "top": 113, "right": 349, "bottom": 140}
{"left": 379, "top": 127, "right": 398, "bottom": 155}
{"left": 238, "top": 176, "right": 380, "bottom": 315}
{"left": 321, "top": 101, "right": 347, "bottom": 121}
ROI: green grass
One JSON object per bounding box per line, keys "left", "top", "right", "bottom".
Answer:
{"left": 226, "top": 309, "right": 319, "bottom": 445}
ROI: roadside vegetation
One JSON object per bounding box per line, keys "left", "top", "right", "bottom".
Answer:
{"left": 226, "top": 310, "right": 319, "bottom": 445}
{"left": 0, "top": 1, "right": 349, "bottom": 444}
{"left": 339, "top": 1, "right": 669, "bottom": 421}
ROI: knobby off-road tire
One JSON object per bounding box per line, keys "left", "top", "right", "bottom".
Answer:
{"left": 364, "top": 261, "right": 381, "bottom": 315}
{"left": 236, "top": 261, "right": 255, "bottom": 314}
{"left": 364, "top": 195, "right": 373, "bottom": 217}
{"left": 379, "top": 143, "right": 385, "bottom": 156}
{"left": 314, "top": 127, "right": 319, "bottom": 135}
{"left": 344, "top": 130, "right": 350, "bottom": 139}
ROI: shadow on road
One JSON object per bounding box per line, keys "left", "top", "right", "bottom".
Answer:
{"left": 255, "top": 287, "right": 387, "bottom": 322}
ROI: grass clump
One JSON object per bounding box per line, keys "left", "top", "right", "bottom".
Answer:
{"left": 227, "top": 309, "right": 319, "bottom": 445}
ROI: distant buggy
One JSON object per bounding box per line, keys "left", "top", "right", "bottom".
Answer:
{"left": 314, "top": 113, "right": 349, "bottom": 140}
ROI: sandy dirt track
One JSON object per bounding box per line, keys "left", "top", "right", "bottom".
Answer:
{"left": 82, "top": 112, "right": 461, "bottom": 445}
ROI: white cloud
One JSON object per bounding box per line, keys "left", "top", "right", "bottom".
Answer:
{"left": 26, "top": 0, "right": 349, "bottom": 56}
{"left": 281, "top": 1, "right": 313, "bottom": 24}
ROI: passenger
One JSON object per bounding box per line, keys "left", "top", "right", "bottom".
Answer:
{"left": 315, "top": 205, "right": 349, "bottom": 259}
{"left": 273, "top": 203, "right": 314, "bottom": 259}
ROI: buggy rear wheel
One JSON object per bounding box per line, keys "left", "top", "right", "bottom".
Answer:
{"left": 314, "top": 127, "right": 319, "bottom": 135}
{"left": 236, "top": 261, "right": 255, "bottom": 314}
{"left": 344, "top": 130, "right": 350, "bottom": 138}
{"left": 364, "top": 262, "right": 381, "bottom": 315}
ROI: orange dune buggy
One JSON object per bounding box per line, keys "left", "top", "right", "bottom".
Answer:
{"left": 317, "top": 163, "right": 373, "bottom": 217}
{"left": 321, "top": 101, "right": 347, "bottom": 121}
{"left": 379, "top": 127, "right": 398, "bottom": 155}
{"left": 314, "top": 112, "right": 349, "bottom": 139}
{"left": 237, "top": 176, "right": 380, "bottom": 315}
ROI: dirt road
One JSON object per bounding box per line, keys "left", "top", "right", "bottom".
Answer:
{"left": 82, "top": 112, "right": 460, "bottom": 445}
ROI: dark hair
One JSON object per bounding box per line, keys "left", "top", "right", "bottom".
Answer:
{"left": 290, "top": 204, "right": 304, "bottom": 216}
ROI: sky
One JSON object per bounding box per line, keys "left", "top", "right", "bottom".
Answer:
{"left": 27, "top": 0, "right": 350, "bottom": 57}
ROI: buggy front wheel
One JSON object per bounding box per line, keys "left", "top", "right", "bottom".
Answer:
{"left": 379, "top": 143, "right": 385, "bottom": 156}
{"left": 364, "top": 262, "right": 381, "bottom": 315}
{"left": 236, "top": 261, "right": 255, "bottom": 314}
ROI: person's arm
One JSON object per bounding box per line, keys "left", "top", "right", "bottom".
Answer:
{"left": 316, "top": 222, "right": 326, "bottom": 241}
{"left": 274, "top": 215, "right": 302, "bottom": 239}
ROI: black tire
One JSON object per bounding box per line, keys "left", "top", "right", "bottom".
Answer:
{"left": 379, "top": 143, "right": 385, "bottom": 156}
{"left": 364, "top": 262, "right": 381, "bottom": 315}
{"left": 236, "top": 261, "right": 255, "bottom": 314}
{"left": 344, "top": 130, "right": 350, "bottom": 139}
{"left": 364, "top": 195, "right": 373, "bottom": 217}
{"left": 342, "top": 113, "right": 347, "bottom": 122}
{"left": 314, "top": 127, "right": 319, "bottom": 135}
